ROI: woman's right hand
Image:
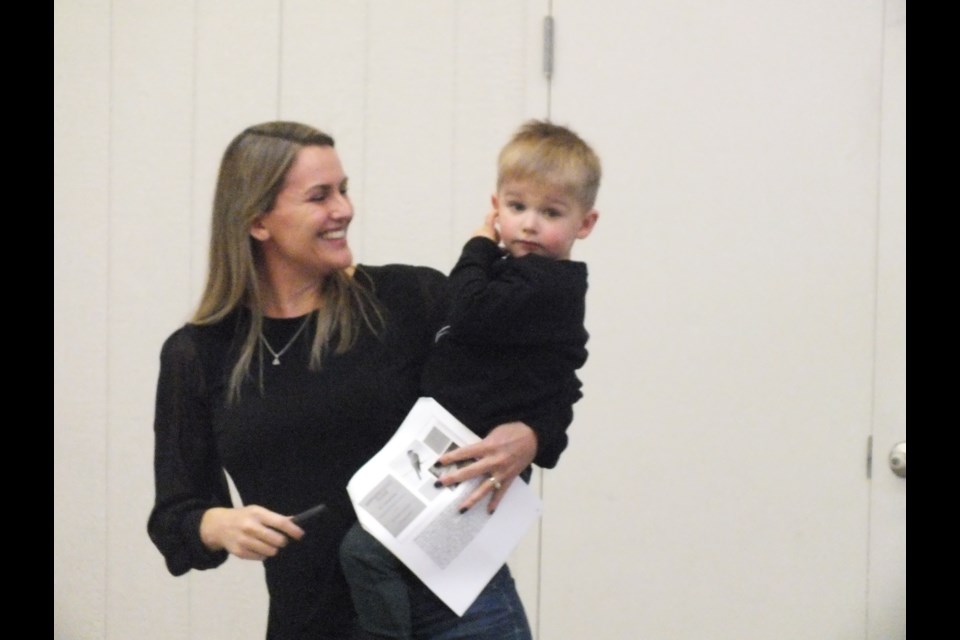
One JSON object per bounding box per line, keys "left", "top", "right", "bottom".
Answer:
{"left": 200, "top": 506, "right": 305, "bottom": 561}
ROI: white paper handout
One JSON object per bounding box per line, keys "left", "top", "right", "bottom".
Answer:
{"left": 346, "top": 397, "right": 543, "bottom": 616}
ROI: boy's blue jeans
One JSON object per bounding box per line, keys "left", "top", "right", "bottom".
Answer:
{"left": 340, "top": 522, "right": 532, "bottom": 640}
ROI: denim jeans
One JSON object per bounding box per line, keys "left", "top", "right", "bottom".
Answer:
{"left": 340, "top": 523, "right": 532, "bottom": 640}
{"left": 407, "top": 564, "right": 532, "bottom": 640}
{"left": 341, "top": 523, "right": 413, "bottom": 638}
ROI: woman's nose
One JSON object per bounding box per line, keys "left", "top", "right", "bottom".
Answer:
{"left": 331, "top": 192, "right": 354, "bottom": 219}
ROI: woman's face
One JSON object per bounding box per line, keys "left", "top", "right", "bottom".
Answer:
{"left": 250, "top": 145, "right": 354, "bottom": 281}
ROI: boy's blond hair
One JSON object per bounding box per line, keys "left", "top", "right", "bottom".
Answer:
{"left": 497, "top": 120, "right": 601, "bottom": 211}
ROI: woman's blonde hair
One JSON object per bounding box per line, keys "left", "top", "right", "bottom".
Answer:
{"left": 193, "top": 121, "right": 382, "bottom": 401}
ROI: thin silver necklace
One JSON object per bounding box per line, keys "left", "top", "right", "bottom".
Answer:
{"left": 260, "top": 314, "right": 311, "bottom": 365}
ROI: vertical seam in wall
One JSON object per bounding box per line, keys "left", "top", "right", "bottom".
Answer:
{"left": 863, "top": 2, "right": 889, "bottom": 637}
{"left": 545, "top": 0, "right": 553, "bottom": 120}
{"left": 277, "top": 0, "right": 284, "bottom": 118}
{"left": 535, "top": 470, "right": 543, "bottom": 640}
{"left": 360, "top": 0, "right": 370, "bottom": 257}
{"left": 537, "top": 7, "right": 553, "bottom": 638}
{"left": 188, "top": 0, "right": 198, "bottom": 309}
{"left": 538, "top": 7, "right": 555, "bottom": 635}
{"left": 105, "top": 1, "right": 114, "bottom": 637}
{"left": 451, "top": 4, "right": 459, "bottom": 261}
{"left": 187, "top": 0, "right": 200, "bottom": 634}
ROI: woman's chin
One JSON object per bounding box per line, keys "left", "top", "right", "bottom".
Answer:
{"left": 325, "top": 249, "right": 354, "bottom": 273}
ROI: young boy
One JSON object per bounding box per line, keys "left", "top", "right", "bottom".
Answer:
{"left": 341, "top": 120, "right": 600, "bottom": 639}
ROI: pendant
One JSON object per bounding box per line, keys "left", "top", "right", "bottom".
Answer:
{"left": 272, "top": 357, "right": 281, "bottom": 365}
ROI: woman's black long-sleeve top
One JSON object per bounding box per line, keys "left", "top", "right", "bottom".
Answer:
{"left": 147, "top": 264, "right": 573, "bottom": 639}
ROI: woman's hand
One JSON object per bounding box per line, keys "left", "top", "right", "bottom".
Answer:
{"left": 433, "top": 421, "right": 537, "bottom": 514}
{"left": 200, "top": 505, "right": 305, "bottom": 561}
{"left": 472, "top": 210, "right": 500, "bottom": 244}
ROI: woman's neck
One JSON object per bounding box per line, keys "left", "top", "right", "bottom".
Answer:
{"left": 259, "top": 273, "right": 324, "bottom": 318}
{"left": 257, "top": 263, "right": 356, "bottom": 318}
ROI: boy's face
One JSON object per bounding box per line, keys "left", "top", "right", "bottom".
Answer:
{"left": 493, "top": 179, "right": 598, "bottom": 260}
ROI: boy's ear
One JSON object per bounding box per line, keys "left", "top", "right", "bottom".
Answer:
{"left": 490, "top": 192, "right": 500, "bottom": 209}
{"left": 249, "top": 216, "right": 270, "bottom": 242}
{"left": 576, "top": 209, "right": 599, "bottom": 239}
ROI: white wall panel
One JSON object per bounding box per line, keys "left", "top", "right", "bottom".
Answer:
{"left": 108, "top": 2, "right": 196, "bottom": 638}
{"left": 450, "top": 1, "right": 531, "bottom": 259}
{"left": 190, "top": 0, "right": 283, "bottom": 304}
{"left": 280, "top": 0, "right": 369, "bottom": 262}
{"left": 187, "top": 4, "right": 285, "bottom": 637}
{"left": 54, "top": 2, "right": 111, "bottom": 638}
{"left": 361, "top": 1, "right": 458, "bottom": 269}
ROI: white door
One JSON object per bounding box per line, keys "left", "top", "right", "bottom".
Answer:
{"left": 535, "top": 2, "right": 904, "bottom": 638}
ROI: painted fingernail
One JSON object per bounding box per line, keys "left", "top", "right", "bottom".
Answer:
{"left": 459, "top": 507, "right": 468, "bottom": 515}
{"left": 434, "top": 481, "right": 443, "bottom": 488}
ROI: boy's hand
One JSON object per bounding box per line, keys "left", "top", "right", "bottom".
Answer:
{"left": 472, "top": 210, "right": 499, "bottom": 244}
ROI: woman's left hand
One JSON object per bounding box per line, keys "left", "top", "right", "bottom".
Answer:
{"left": 433, "top": 421, "right": 537, "bottom": 513}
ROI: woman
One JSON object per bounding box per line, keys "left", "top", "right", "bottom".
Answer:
{"left": 148, "top": 122, "right": 561, "bottom": 639}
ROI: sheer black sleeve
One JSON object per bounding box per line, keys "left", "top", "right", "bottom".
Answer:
{"left": 414, "top": 264, "right": 450, "bottom": 343}
{"left": 147, "top": 327, "right": 231, "bottom": 576}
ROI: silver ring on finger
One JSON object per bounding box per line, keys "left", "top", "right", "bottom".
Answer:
{"left": 488, "top": 476, "right": 503, "bottom": 491}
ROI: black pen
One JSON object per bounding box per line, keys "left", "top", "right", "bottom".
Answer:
{"left": 291, "top": 503, "right": 327, "bottom": 527}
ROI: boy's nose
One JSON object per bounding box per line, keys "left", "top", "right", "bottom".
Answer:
{"left": 520, "top": 211, "right": 537, "bottom": 231}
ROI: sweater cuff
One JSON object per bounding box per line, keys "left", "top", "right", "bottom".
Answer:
{"left": 524, "top": 407, "right": 572, "bottom": 469}
{"left": 462, "top": 236, "right": 503, "bottom": 260}
{"left": 180, "top": 508, "right": 229, "bottom": 573}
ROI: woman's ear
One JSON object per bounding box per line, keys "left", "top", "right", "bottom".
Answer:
{"left": 249, "top": 216, "right": 270, "bottom": 242}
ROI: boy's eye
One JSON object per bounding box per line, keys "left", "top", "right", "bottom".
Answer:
{"left": 544, "top": 208, "right": 562, "bottom": 218}
{"left": 507, "top": 201, "right": 525, "bottom": 212}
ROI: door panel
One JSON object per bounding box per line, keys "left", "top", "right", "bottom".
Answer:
{"left": 541, "top": 2, "right": 885, "bottom": 637}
